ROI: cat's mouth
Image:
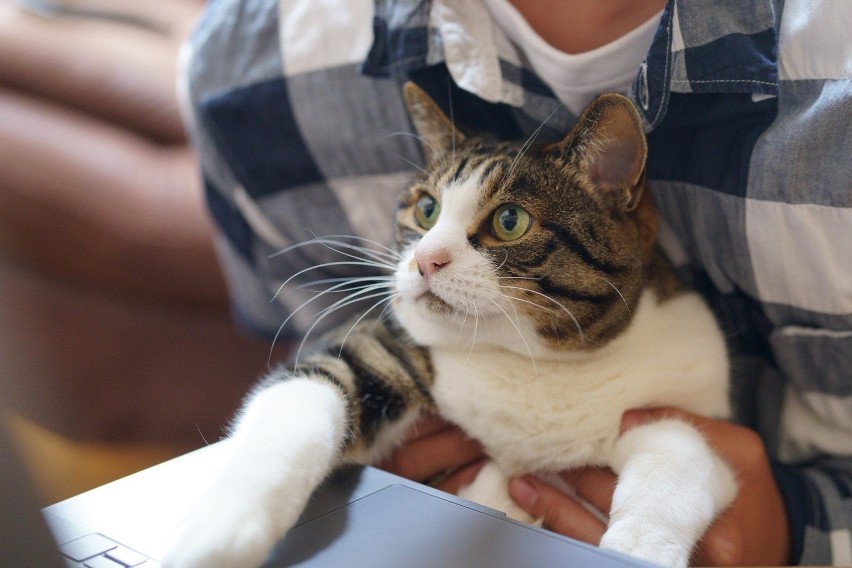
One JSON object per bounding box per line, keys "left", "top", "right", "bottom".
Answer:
{"left": 417, "top": 290, "right": 456, "bottom": 316}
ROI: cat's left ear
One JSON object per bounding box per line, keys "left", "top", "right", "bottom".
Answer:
{"left": 402, "top": 82, "right": 466, "bottom": 166}
{"left": 550, "top": 94, "right": 648, "bottom": 211}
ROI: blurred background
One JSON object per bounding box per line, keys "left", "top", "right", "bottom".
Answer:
{"left": 0, "top": 0, "right": 274, "bottom": 504}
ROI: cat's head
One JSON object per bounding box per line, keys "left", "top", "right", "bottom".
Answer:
{"left": 392, "top": 83, "right": 658, "bottom": 358}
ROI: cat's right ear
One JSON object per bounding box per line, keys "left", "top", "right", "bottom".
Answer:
{"left": 550, "top": 94, "right": 648, "bottom": 212}
{"left": 402, "top": 82, "right": 466, "bottom": 166}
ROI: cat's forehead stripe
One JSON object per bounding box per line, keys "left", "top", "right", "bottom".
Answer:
{"left": 441, "top": 154, "right": 508, "bottom": 197}
{"left": 477, "top": 157, "right": 512, "bottom": 205}
{"left": 438, "top": 153, "right": 482, "bottom": 187}
{"left": 439, "top": 166, "right": 484, "bottom": 225}
{"left": 451, "top": 156, "right": 470, "bottom": 182}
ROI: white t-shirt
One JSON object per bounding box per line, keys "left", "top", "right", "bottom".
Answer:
{"left": 482, "top": 0, "right": 662, "bottom": 115}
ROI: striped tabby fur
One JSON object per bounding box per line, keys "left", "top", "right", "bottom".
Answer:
{"left": 165, "top": 84, "right": 734, "bottom": 568}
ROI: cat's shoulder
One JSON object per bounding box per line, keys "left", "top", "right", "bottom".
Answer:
{"left": 646, "top": 247, "right": 689, "bottom": 303}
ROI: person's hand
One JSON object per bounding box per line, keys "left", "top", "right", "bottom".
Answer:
{"left": 376, "top": 412, "right": 487, "bottom": 494}
{"left": 508, "top": 408, "right": 792, "bottom": 566}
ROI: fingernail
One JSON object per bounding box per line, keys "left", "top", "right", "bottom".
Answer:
{"left": 620, "top": 409, "right": 652, "bottom": 433}
{"left": 509, "top": 477, "right": 539, "bottom": 508}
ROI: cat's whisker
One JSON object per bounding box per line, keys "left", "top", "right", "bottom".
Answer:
{"left": 271, "top": 260, "right": 393, "bottom": 301}
{"left": 497, "top": 289, "right": 561, "bottom": 317}
{"left": 599, "top": 276, "right": 631, "bottom": 316}
{"left": 496, "top": 283, "right": 558, "bottom": 310}
{"left": 494, "top": 250, "right": 510, "bottom": 271}
{"left": 503, "top": 103, "right": 562, "bottom": 185}
{"left": 499, "top": 285, "right": 585, "bottom": 344}
{"left": 466, "top": 302, "right": 480, "bottom": 360}
{"left": 298, "top": 281, "right": 394, "bottom": 295}
{"left": 490, "top": 287, "right": 564, "bottom": 347}
{"left": 293, "top": 286, "right": 395, "bottom": 367}
{"left": 498, "top": 292, "right": 564, "bottom": 342}
{"left": 271, "top": 278, "right": 381, "bottom": 354}
{"left": 269, "top": 279, "right": 395, "bottom": 363}
{"left": 498, "top": 275, "right": 543, "bottom": 281}
{"left": 270, "top": 237, "right": 391, "bottom": 262}
{"left": 302, "top": 233, "right": 401, "bottom": 268}
{"left": 487, "top": 297, "right": 539, "bottom": 380}
{"left": 487, "top": 288, "right": 523, "bottom": 324}
{"left": 380, "top": 131, "right": 437, "bottom": 163}
{"left": 316, "top": 285, "right": 395, "bottom": 319}
{"left": 310, "top": 234, "right": 404, "bottom": 261}
{"left": 453, "top": 305, "right": 470, "bottom": 347}
{"left": 384, "top": 149, "right": 428, "bottom": 175}
{"left": 313, "top": 241, "right": 400, "bottom": 267}
{"left": 375, "top": 292, "right": 400, "bottom": 324}
{"left": 336, "top": 294, "right": 400, "bottom": 360}
{"left": 296, "top": 276, "right": 396, "bottom": 292}
{"left": 447, "top": 80, "right": 457, "bottom": 165}
{"left": 303, "top": 231, "right": 403, "bottom": 263}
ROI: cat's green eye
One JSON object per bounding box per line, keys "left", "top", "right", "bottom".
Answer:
{"left": 414, "top": 194, "right": 441, "bottom": 229}
{"left": 492, "top": 204, "right": 531, "bottom": 241}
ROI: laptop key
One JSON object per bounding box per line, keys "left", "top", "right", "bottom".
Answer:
{"left": 105, "top": 546, "right": 148, "bottom": 567}
{"left": 83, "top": 556, "right": 125, "bottom": 568}
{"left": 59, "top": 534, "right": 118, "bottom": 561}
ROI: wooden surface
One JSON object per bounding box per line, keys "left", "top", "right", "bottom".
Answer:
{"left": 8, "top": 413, "right": 183, "bottom": 505}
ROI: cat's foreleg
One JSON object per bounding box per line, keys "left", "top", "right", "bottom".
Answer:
{"left": 599, "top": 418, "right": 737, "bottom": 568}
{"left": 163, "top": 376, "right": 348, "bottom": 568}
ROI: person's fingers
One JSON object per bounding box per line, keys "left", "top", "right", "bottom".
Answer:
{"left": 405, "top": 412, "right": 454, "bottom": 440}
{"left": 560, "top": 467, "right": 616, "bottom": 517}
{"left": 509, "top": 476, "right": 607, "bottom": 545}
{"left": 377, "top": 424, "right": 485, "bottom": 483}
{"left": 434, "top": 458, "right": 488, "bottom": 494}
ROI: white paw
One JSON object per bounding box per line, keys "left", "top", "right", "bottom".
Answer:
{"left": 600, "top": 519, "right": 691, "bottom": 568}
{"left": 162, "top": 493, "right": 278, "bottom": 568}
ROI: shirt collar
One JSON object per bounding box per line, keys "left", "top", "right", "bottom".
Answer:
{"left": 364, "top": 0, "right": 780, "bottom": 129}
{"left": 635, "top": 1, "right": 780, "bottom": 129}
{"left": 364, "top": 0, "right": 524, "bottom": 105}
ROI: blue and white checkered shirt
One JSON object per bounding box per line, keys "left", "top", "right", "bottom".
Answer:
{"left": 182, "top": 1, "right": 852, "bottom": 563}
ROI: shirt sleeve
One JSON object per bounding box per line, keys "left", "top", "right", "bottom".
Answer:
{"left": 179, "top": 0, "right": 422, "bottom": 342}
{"left": 178, "top": 0, "right": 289, "bottom": 339}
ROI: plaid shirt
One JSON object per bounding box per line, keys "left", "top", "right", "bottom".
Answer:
{"left": 183, "top": 1, "right": 852, "bottom": 563}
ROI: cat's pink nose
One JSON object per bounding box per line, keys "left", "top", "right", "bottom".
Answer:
{"left": 415, "top": 248, "right": 451, "bottom": 282}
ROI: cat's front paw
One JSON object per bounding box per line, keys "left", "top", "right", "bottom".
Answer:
{"left": 162, "top": 495, "right": 278, "bottom": 568}
{"left": 600, "top": 519, "right": 691, "bottom": 568}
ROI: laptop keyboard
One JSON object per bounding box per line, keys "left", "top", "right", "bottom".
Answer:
{"left": 59, "top": 533, "right": 158, "bottom": 567}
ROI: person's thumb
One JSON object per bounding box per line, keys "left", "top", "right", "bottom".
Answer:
{"left": 508, "top": 476, "right": 605, "bottom": 544}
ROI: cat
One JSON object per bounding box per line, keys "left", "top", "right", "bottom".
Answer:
{"left": 164, "top": 83, "right": 735, "bottom": 568}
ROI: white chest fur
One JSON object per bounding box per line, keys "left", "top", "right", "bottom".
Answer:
{"left": 429, "top": 290, "right": 730, "bottom": 475}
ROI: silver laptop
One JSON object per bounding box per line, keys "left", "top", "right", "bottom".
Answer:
{"left": 2, "top": 416, "right": 654, "bottom": 567}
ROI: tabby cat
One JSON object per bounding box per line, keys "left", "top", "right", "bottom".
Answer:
{"left": 165, "top": 83, "right": 735, "bottom": 568}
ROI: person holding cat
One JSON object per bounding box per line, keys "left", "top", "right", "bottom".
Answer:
{"left": 175, "top": 0, "right": 851, "bottom": 566}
